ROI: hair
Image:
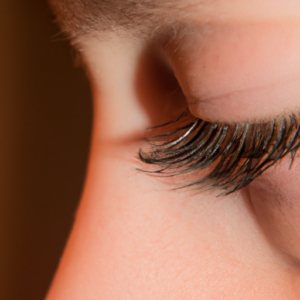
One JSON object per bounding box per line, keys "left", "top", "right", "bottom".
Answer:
{"left": 48, "top": 0, "right": 191, "bottom": 39}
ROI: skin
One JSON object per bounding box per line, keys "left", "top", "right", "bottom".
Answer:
{"left": 169, "top": 21, "right": 300, "bottom": 123}
{"left": 46, "top": 0, "right": 300, "bottom": 299}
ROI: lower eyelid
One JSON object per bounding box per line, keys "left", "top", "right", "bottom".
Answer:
{"left": 138, "top": 110, "right": 300, "bottom": 195}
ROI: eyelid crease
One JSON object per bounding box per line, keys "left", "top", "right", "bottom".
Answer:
{"left": 138, "top": 110, "right": 300, "bottom": 195}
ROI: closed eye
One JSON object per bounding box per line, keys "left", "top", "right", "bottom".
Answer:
{"left": 138, "top": 110, "right": 300, "bottom": 195}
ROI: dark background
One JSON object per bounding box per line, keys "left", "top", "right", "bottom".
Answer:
{"left": 0, "top": 0, "right": 92, "bottom": 299}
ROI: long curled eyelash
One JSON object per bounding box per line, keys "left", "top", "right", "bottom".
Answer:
{"left": 138, "top": 110, "right": 300, "bottom": 195}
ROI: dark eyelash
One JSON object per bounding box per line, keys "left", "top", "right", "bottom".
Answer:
{"left": 138, "top": 110, "right": 300, "bottom": 195}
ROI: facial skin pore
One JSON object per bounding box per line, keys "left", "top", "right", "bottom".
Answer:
{"left": 46, "top": 0, "right": 300, "bottom": 299}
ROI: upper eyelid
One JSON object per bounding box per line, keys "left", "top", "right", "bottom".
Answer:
{"left": 156, "top": 22, "right": 300, "bottom": 126}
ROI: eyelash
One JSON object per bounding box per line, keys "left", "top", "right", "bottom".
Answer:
{"left": 138, "top": 110, "right": 300, "bottom": 195}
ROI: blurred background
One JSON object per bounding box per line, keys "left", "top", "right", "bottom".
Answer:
{"left": 0, "top": 0, "right": 92, "bottom": 299}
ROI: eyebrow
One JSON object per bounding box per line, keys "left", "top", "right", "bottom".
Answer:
{"left": 49, "top": 0, "right": 207, "bottom": 39}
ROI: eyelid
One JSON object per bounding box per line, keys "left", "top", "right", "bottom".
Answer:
{"left": 164, "top": 22, "right": 300, "bottom": 123}
{"left": 138, "top": 110, "right": 300, "bottom": 195}
{"left": 185, "top": 74, "right": 300, "bottom": 124}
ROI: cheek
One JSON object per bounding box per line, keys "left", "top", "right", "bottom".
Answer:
{"left": 248, "top": 155, "right": 300, "bottom": 263}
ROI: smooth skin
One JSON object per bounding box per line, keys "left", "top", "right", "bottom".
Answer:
{"left": 47, "top": 0, "right": 300, "bottom": 299}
